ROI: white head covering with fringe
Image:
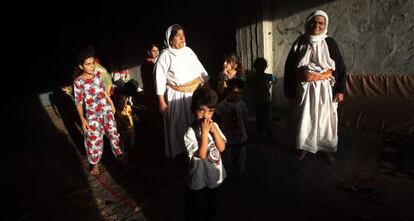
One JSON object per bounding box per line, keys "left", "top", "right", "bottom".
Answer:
{"left": 164, "top": 24, "right": 188, "bottom": 56}
{"left": 297, "top": 10, "right": 335, "bottom": 72}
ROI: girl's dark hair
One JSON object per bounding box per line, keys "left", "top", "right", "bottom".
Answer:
{"left": 191, "top": 87, "right": 218, "bottom": 113}
{"left": 224, "top": 52, "right": 244, "bottom": 74}
{"left": 226, "top": 78, "right": 245, "bottom": 92}
{"left": 169, "top": 24, "right": 184, "bottom": 43}
{"left": 74, "top": 45, "right": 95, "bottom": 77}
{"left": 146, "top": 43, "right": 160, "bottom": 58}
{"left": 147, "top": 43, "right": 159, "bottom": 51}
{"left": 76, "top": 45, "right": 95, "bottom": 66}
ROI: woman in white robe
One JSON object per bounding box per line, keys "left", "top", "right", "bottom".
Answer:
{"left": 155, "top": 24, "right": 209, "bottom": 158}
{"left": 284, "top": 10, "right": 347, "bottom": 162}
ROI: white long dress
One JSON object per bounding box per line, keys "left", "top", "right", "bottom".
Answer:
{"left": 296, "top": 70, "right": 338, "bottom": 153}
{"left": 155, "top": 46, "right": 208, "bottom": 158}
{"left": 287, "top": 11, "right": 344, "bottom": 154}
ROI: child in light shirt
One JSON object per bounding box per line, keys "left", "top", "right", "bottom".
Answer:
{"left": 184, "top": 87, "right": 227, "bottom": 221}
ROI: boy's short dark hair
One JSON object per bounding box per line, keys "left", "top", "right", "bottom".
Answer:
{"left": 113, "top": 94, "right": 128, "bottom": 111}
{"left": 253, "top": 57, "right": 267, "bottom": 71}
{"left": 226, "top": 78, "right": 245, "bottom": 92}
{"left": 124, "top": 79, "right": 138, "bottom": 96}
{"left": 191, "top": 87, "right": 218, "bottom": 113}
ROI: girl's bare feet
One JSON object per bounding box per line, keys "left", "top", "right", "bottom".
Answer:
{"left": 296, "top": 150, "right": 308, "bottom": 160}
{"left": 90, "top": 164, "right": 99, "bottom": 175}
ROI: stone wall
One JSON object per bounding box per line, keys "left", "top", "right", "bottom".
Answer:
{"left": 236, "top": 0, "right": 414, "bottom": 110}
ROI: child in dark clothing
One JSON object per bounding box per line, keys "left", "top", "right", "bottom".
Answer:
{"left": 215, "top": 79, "right": 248, "bottom": 176}
{"left": 250, "top": 57, "right": 277, "bottom": 141}
{"left": 113, "top": 94, "right": 137, "bottom": 157}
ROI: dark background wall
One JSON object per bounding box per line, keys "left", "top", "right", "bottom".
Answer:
{"left": 18, "top": 1, "right": 238, "bottom": 94}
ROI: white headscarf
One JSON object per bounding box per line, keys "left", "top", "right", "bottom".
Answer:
{"left": 164, "top": 24, "right": 188, "bottom": 56}
{"left": 297, "top": 10, "right": 335, "bottom": 72}
{"left": 305, "top": 10, "right": 329, "bottom": 44}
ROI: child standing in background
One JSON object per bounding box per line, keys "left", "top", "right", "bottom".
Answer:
{"left": 113, "top": 94, "right": 137, "bottom": 157}
{"left": 215, "top": 79, "right": 248, "bottom": 177}
{"left": 250, "top": 57, "right": 277, "bottom": 142}
{"left": 217, "top": 53, "right": 245, "bottom": 101}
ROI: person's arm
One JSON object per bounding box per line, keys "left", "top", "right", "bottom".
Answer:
{"left": 184, "top": 126, "right": 202, "bottom": 159}
{"left": 271, "top": 74, "right": 277, "bottom": 84}
{"left": 129, "top": 105, "right": 140, "bottom": 122}
{"left": 101, "top": 70, "right": 113, "bottom": 96}
{"left": 209, "top": 122, "right": 226, "bottom": 152}
{"left": 284, "top": 38, "right": 301, "bottom": 99}
{"left": 158, "top": 95, "right": 168, "bottom": 114}
{"left": 326, "top": 37, "right": 347, "bottom": 102}
{"left": 203, "top": 78, "right": 210, "bottom": 88}
{"left": 242, "top": 103, "right": 249, "bottom": 133}
{"left": 76, "top": 104, "right": 89, "bottom": 133}
{"left": 303, "top": 69, "right": 333, "bottom": 82}
{"left": 217, "top": 72, "right": 226, "bottom": 96}
{"left": 73, "top": 80, "right": 88, "bottom": 132}
{"left": 197, "top": 119, "right": 211, "bottom": 159}
{"left": 155, "top": 52, "right": 169, "bottom": 113}
{"left": 213, "top": 104, "right": 223, "bottom": 125}
{"left": 105, "top": 93, "right": 116, "bottom": 113}
{"left": 333, "top": 93, "right": 344, "bottom": 102}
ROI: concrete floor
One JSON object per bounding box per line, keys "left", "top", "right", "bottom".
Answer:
{"left": 140, "top": 119, "right": 414, "bottom": 221}
{"left": 5, "top": 91, "right": 414, "bottom": 221}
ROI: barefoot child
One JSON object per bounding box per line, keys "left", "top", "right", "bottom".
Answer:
{"left": 73, "top": 46, "right": 125, "bottom": 174}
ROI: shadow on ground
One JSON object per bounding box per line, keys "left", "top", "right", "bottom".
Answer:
{"left": 6, "top": 90, "right": 414, "bottom": 221}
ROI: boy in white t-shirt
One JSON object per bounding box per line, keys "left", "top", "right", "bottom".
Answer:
{"left": 184, "top": 87, "right": 227, "bottom": 221}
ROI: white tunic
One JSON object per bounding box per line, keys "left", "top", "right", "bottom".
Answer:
{"left": 155, "top": 47, "right": 208, "bottom": 158}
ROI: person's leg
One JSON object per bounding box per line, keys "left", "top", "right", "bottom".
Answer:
{"left": 288, "top": 99, "right": 304, "bottom": 159}
{"left": 129, "top": 127, "right": 136, "bottom": 148}
{"left": 85, "top": 118, "right": 104, "bottom": 174}
{"left": 324, "top": 152, "right": 338, "bottom": 165}
{"left": 89, "top": 164, "right": 99, "bottom": 174}
{"left": 235, "top": 144, "right": 247, "bottom": 175}
{"left": 185, "top": 187, "right": 195, "bottom": 221}
{"left": 119, "top": 130, "right": 129, "bottom": 152}
{"left": 104, "top": 111, "right": 124, "bottom": 157}
{"left": 264, "top": 102, "right": 274, "bottom": 141}
{"left": 222, "top": 145, "right": 233, "bottom": 175}
{"left": 296, "top": 149, "right": 308, "bottom": 160}
{"left": 206, "top": 187, "right": 218, "bottom": 221}
{"left": 186, "top": 187, "right": 208, "bottom": 221}
{"left": 104, "top": 112, "right": 128, "bottom": 169}
{"left": 255, "top": 102, "right": 264, "bottom": 134}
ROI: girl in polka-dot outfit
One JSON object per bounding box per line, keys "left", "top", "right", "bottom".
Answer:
{"left": 73, "top": 47, "right": 124, "bottom": 175}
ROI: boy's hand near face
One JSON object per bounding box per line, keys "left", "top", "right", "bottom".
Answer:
{"left": 201, "top": 118, "right": 212, "bottom": 135}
